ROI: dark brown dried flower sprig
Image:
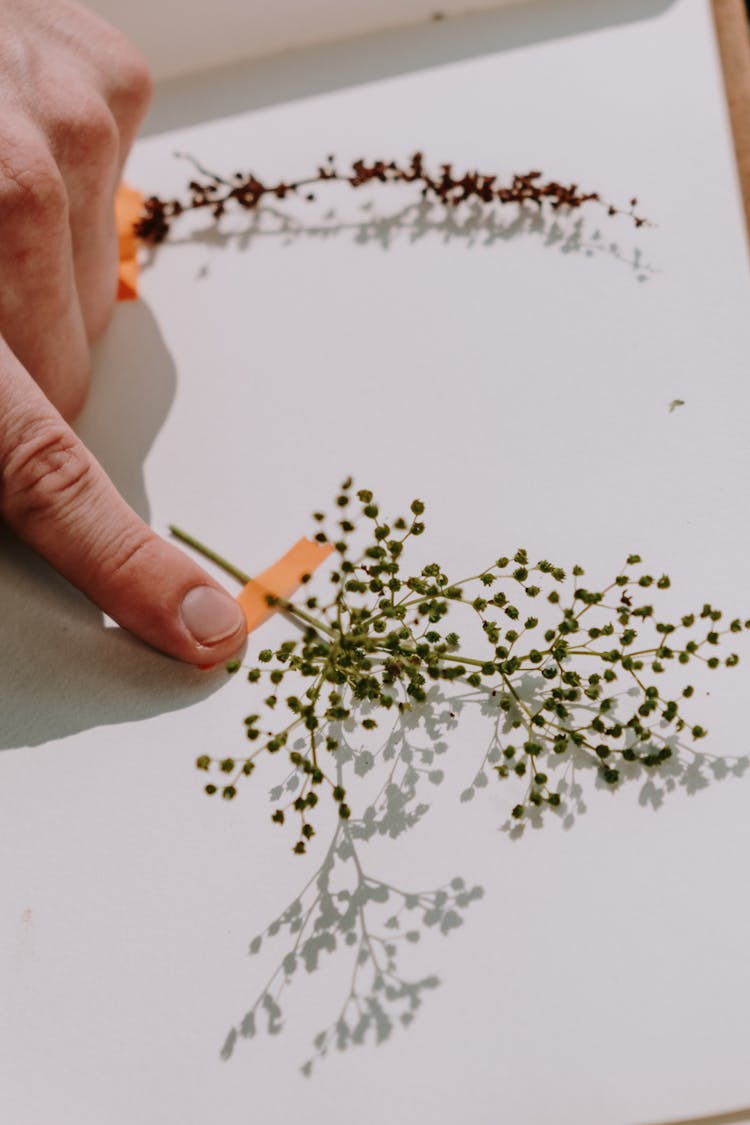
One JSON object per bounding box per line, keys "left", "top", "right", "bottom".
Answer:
{"left": 172, "top": 479, "right": 748, "bottom": 855}
{"left": 134, "top": 152, "right": 649, "bottom": 244}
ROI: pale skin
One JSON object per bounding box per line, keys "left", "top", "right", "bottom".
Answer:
{"left": 0, "top": 0, "right": 247, "bottom": 665}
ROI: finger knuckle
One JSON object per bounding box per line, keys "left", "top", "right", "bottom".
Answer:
{"left": 109, "top": 43, "right": 153, "bottom": 121}
{"left": 0, "top": 137, "right": 67, "bottom": 227}
{"left": 101, "top": 527, "right": 154, "bottom": 582}
{"left": 2, "top": 421, "right": 94, "bottom": 526}
{"left": 51, "top": 92, "right": 119, "bottom": 169}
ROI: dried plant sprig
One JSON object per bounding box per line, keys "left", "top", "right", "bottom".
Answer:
{"left": 173, "top": 479, "right": 748, "bottom": 854}
{"left": 135, "top": 152, "right": 648, "bottom": 244}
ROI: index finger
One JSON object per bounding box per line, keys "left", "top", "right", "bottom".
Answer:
{"left": 0, "top": 335, "right": 247, "bottom": 665}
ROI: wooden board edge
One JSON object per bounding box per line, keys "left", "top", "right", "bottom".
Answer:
{"left": 711, "top": 0, "right": 750, "bottom": 241}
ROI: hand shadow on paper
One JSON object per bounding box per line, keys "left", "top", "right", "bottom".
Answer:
{"left": 0, "top": 302, "right": 224, "bottom": 752}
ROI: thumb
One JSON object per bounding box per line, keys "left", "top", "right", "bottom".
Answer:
{"left": 0, "top": 338, "right": 246, "bottom": 665}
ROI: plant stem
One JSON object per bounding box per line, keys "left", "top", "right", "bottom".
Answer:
{"left": 170, "top": 525, "right": 338, "bottom": 639}
{"left": 275, "top": 598, "right": 337, "bottom": 638}
{"left": 169, "top": 525, "right": 251, "bottom": 585}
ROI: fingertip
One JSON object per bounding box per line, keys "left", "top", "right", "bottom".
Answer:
{"left": 179, "top": 585, "right": 247, "bottom": 667}
{"left": 98, "top": 536, "right": 249, "bottom": 667}
{"left": 180, "top": 585, "right": 245, "bottom": 646}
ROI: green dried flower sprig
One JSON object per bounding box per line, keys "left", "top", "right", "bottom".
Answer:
{"left": 172, "top": 478, "right": 748, "bottom": 853}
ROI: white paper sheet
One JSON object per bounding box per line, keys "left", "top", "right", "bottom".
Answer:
{"left": 2, "top": 2, "right": 749, "bottom": 1123}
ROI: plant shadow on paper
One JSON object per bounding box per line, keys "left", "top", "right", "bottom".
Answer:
{"left": 221, "top": 678, "right": 747, "bottom": 1076}
{"left": 143, "top": 195, "right": 656, "bottom": 284}
{"left": 0, "top": 303, "right": 224, "bottom": 752}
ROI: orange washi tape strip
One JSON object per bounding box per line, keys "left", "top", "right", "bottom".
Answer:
{"left": 115, "top": 182, "right": 144, "bottom": 301}
{"left": 237, "top": 537, "right": 334, "bottom": 634}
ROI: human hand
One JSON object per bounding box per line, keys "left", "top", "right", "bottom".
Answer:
{"left": 0, "top": 0, "right": 247, "bottom": 665}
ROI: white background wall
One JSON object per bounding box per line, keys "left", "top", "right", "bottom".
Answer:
{"left": 84, "top": 0, "right": 520, "bottom": 80}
